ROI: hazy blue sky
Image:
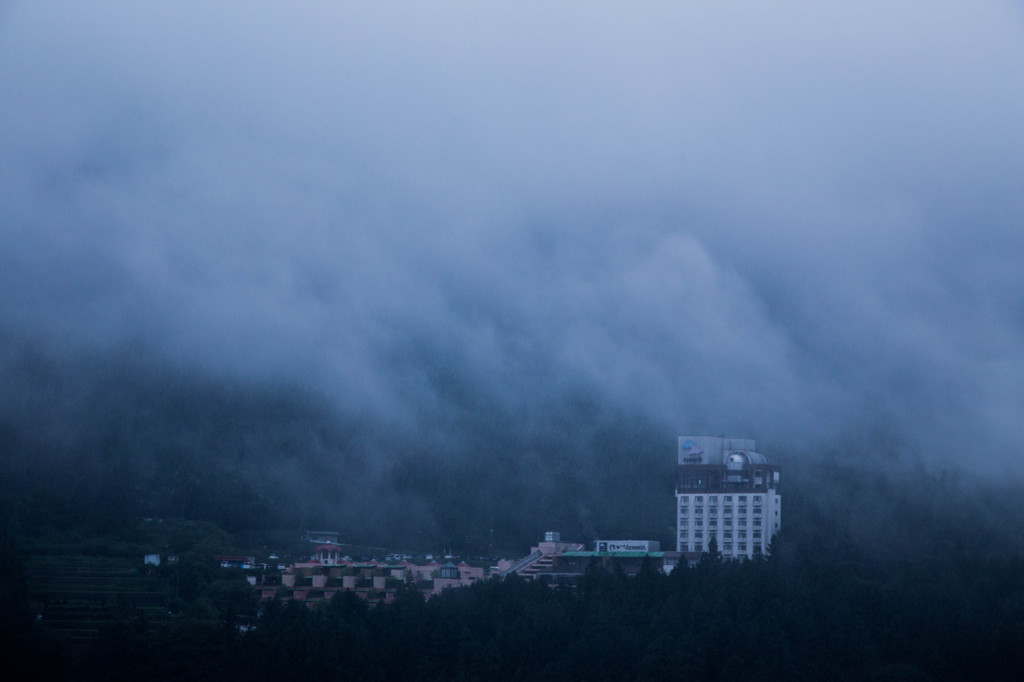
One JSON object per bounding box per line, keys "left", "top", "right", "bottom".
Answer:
{"left": 3, "top": 2, "right": 1023, "bottom": 474}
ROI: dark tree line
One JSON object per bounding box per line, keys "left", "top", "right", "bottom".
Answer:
{"left": 15, "top": 546, "right": 1021, "bottom": 682}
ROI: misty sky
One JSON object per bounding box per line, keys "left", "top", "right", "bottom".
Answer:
{"left": 2, "top": 2, "right": 1024, "bottom": 475}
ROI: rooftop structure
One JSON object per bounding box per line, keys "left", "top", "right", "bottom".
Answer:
{"left": 303, "top": 530, "right": 340, "bottom": 544}
{"left": 676, "top": 436, "right": 781, "bottom": 561}
{"left": 594, "top": 540, "right": 660, "bottom": 553}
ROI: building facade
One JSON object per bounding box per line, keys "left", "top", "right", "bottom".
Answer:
{"left": 675, "top": 436, "right": 781, "bottom": 560}
{"left": 263, "top": 557, "right": 487, "bottom": 605}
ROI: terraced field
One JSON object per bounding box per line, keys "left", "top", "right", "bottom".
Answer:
{"left": 26, "top": 556, "right": 170, "bottom": 644}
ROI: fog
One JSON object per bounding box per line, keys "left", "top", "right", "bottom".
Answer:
{"left": 3, "top": 0, "right": 1024, "bottom": 530}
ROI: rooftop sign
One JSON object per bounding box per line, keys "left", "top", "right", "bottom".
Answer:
{"left": 594, "top": 540, "right": 660, "bottom": 553}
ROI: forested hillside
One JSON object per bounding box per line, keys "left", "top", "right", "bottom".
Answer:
{"left": 5, "top": 341, "right": 1023, "bottom": 561}
{"left": 0, "top": 340, "right": 674, "bottom": 552}
{"left": 8, "top": 546, "right": 1023, "bottom": 681}
{"left": 4, "top": 342, "right": 1024, "bottom": 680}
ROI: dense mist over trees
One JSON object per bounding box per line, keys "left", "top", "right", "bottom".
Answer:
{"left": 4, "top": 2, "right": 1024, "bottom": 481}
{"left": 3, "top": 4, "right": 1024, "bottom": 676}
{"left": 4, "top": 336, "right": 1024, "bottom": 562}
{"left": 0, "top": 337, "right": 675, "bottom": 551}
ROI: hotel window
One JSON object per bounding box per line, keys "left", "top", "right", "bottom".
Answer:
{"left": 680, "top": 496, "right": 688, "bottom": 505}
{"left": 725, "top": 519, "right": 733, "bottom": 527}
{"left": 680, "top": 519, "right": 688, "bottom": 528}
{"left": 695, "top": 531, "right": 703, "bottom": 540}
{"left": 739, "top": 531, "right": 747, "bottom": 539}
{"left": 738, "top": 495, "right": 747, "bottom": 502}
{"left": 754, "top": 518, "right": 762, "bottom": 527}
{"left": 709, "top": 496, "right": 717, "bottom": 505}
{"left": 695, "top": 496, "right": 703, "bottom": 505}
{"left": 739, "top": 543, "right": 747, "bottom": 552}
{"left": 724, "top": 496, "right": 732, "bottom": 503}
{"left": 680, "top": 507, "right": 688, "bottom": 516}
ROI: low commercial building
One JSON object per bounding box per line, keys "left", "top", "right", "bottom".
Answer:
{"left": 501, "top": 533, "right": 681, "bottom": 580}
{"left": 497, "top": 532, "right": 584, "bottom": 578}
{"left": 548, "top": 550, "right": 682, "bottom": 577}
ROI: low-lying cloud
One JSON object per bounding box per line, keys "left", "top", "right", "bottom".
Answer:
{"left": 2, "top": 1, "right": 1024, "bottom": 478}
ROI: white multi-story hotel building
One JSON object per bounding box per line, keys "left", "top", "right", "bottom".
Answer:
{"left": 676, "top": 436, "right": 781, "bottom": 560}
